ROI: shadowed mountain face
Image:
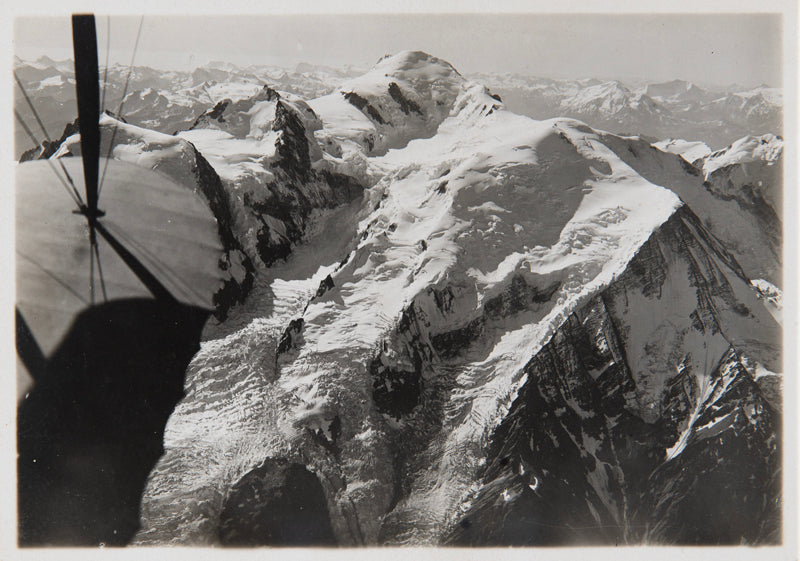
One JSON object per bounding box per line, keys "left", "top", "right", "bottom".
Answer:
{"left": 218, "top": 459, "right": 336, "bottom": 546}
{"left": 444, "top": 208, "right": 781, "bottom": 546}
{"left": 17, "top": 299, "right": 209, "bottom": 546}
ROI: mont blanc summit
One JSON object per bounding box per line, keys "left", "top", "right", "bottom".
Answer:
{"left": 16, "top": 47, "right": 783, "bottom": 547}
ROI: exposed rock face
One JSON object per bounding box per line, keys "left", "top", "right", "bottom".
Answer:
{"left": 19, "top": 118, "right": 80, "bottom": 162}
{"left": 180, "top": 144, "right": 255, "bottom": 319}
{"left": 388, "top": 82, "right": 423, "bottom": 116}
{"left": 445, "top": 207, "right": 780, "bottom": 545}
{"left": 344, "top": 91, "right": 388, "bottom": 124}
{"left": 272, "top": 100, "right": 313, "bottom": 178}
{"left": 191, "top": 99, "right": 231, "bottom": 130}
{"left": 598, "top": 131, "right": 783, "bottom": 286}
{"left": 243, "top": 167, "right": 362, "bottom": 269}
{"left": 218, "top": 460, "right": 336, "bottom": 546}
{"left": 181, "top": 85, "right": 365, "bottom": 270}
{"left": 277, "top": 318, "right": 304, "bottom": 357}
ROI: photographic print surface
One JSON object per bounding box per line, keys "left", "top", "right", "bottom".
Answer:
{"left": 12, "top": 7, "right": 789, "bottom": 551}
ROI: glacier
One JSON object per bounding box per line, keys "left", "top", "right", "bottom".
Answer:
{"left": 20, "top": 50, "right": 783, "bottom": 546}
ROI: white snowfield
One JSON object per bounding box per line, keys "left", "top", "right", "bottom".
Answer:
{"left": 66, "top": 51, "right": 778, "bottom": 546}
{"left": 701, "top": 133, "right": 783, "bottom": 176}
{"left": 651, "top": 138, "right": 712, "bottom": 163}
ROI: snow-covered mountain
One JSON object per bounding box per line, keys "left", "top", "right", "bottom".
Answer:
{"left": 21, "top": 51, "right": 782, "bottom": 546}
{"left": 557, "top": 81, "right": 669, "bottom": 129}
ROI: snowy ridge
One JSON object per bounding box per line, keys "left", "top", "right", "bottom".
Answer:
{"left": 126, "top": 51, "right": 778, "bottom": 546}
{"left": 13, "top": 55, "right": 359, "bottom": 159}
{"left": 444, "top": 203, "right": 779, "bottom": 545}
{"left": 651, "top": 138, "right": 712, "bottom": 163}
{"left": 559, "top": 81, "right": 664, "bottom": 122}
{"left": 702, "top": 133, "right": 783, "bottom": 176}
{"left": 594, "top": 131, "right": 783, "bottom": 286}
{"left": 54, "top": 90, "right": 363, "bottom": 279}
{"left": 697, "top": 134, "right": 783, "bottom": 248}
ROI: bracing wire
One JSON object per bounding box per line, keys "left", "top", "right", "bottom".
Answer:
{"left": 93, "top": 238, "right": 109, "bottom": 302}
{"left": 101, "top": 15, "right": 111, "bottom": 112}
{"left": 14, "top": 73, "right": 52, "bottom": 144}
{"left": 89, "top": 235, "right": 96, "bottom": 304}
{"left": 98, "top": 15, "right": 144, "bottom": 195}
{"left": 15, "top": 110, "right": 84, "bottom": 211}
{"left": 14, "top": 74, "right": 84, "bottom": 205}
{"left": 102, "top": 220, "right": 211, "bottom": 305}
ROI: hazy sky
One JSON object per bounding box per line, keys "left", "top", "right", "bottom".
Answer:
{"left": 14, "top": 13, "right": 783, "bottom": 87}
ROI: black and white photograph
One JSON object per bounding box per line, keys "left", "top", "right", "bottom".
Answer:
{"left": 5, "top": 1, "right": 797, "bottom": 557}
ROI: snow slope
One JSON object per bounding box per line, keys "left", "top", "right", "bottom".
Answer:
{"left": 595, "top": 131, "right": 782, "bottom": 286}
{"left": 310, "top": 51, "right": 496, "bottom": 160}
{"left": 129, "top": 52, "right": 781, "bottom": 546}
{"left": 700, "top": 134, "right": 783, "bottom": 222}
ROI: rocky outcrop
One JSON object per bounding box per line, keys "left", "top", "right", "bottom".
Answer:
{"left": 190, "top": 99, "right": 231, "bottom": 130}
{"left": 218, "top": 459, "right": 336, "bottom": 546}
{"left": 388, "top": 82, "right": 423, "bottom": 116}
{"left": 598, "top": 132, "right": 783, "bottom": 286}
{"left": 19, "top": 118, "right": 79, "bottom": 162}
{"left": 444, "top": 207, "right": 780, "bottom": 545}
{"left": 343, "top": 91, "right": 388, "bottom": 124}
{"left": 242, "top": 168, "right": 362, "bottom": 268}
{"left": 183, "top": 84, "right": 365, "bottom": 270}
{"left": 272, "top": 100, "right": 313, "bottom": 178}
{"left": 189, "top": 146, "right": 255, "bottom": 319}
{"left": 237, "top": 107, "right": 363, "bottom": 268}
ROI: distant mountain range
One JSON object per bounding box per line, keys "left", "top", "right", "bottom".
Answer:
{"left": 13, "top": 56, "right": 364, "bottom": 158}
{"left": 470, "top": 73, "right": 781, "bottom": 150}
{"left": 14, "top": 57, "right": 781, "bottom": 160}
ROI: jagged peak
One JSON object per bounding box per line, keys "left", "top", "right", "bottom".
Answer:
{"left": 252, "top": 84, "right": 282, "bottom": 102}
